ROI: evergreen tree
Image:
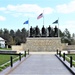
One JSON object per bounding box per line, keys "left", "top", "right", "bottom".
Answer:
{"left": 62, "top": 28, "right": 71, "bottom": 45}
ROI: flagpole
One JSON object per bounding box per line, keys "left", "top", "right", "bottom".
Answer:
{"left": 58, "top": 17, "right": 59, "bottom": 37}
{"left": 28, "top": 18, "right": 30, "bottom": 37}
{"left": 43, "top": 10, "right": 44, "bottom": 25}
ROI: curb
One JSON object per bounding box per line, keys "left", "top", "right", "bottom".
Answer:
{"left": 55, "top": 54, "right": 75, "bottom": 75}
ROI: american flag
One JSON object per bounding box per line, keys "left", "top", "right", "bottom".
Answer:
{"left": 37, "top": 13, "right": 43, "bottom": 19}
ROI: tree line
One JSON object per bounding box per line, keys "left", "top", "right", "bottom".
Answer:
{"left": 0, "top": 27, "right": 75, "bottom": 48}
{"left": 0, "top": 28, "right": 28, "bottom": 48}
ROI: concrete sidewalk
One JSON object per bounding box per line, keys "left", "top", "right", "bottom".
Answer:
{"left": 5, "top": 54, "right": 72, "bottom": 75}
{"left": 29, "top": 52, "right": 56, "bottom": 54}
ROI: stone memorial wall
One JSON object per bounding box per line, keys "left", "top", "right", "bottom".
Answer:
{"left": 12, "top": 37, "right": 65, "bottom": 52}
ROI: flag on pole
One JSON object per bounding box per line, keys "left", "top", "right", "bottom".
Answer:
{"left": 23, "top": 19, "right": 30, "bottom": 37}
{"left": 52, "top": 19, "right": 59, "bottom": 37}
{"left": 52, "top": 20, "right": 58, "bottom": 24}
{"left": 37, "top": 13, "right": 43, "bottom": 19}
{"left": 23, "top": 20, "right": 29, "bottom": 24}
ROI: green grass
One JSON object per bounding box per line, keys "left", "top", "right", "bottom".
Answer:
{"left": 0, "top": 55, "right": 17, "bottom": 65}
{"left": 61, "top": 54, "right": 75, "bottom": 67}
{"left": 0, "top": 55, "right": 18, "bottom": 71}
{"left": 66, "top": 55, "right": 75, "bottom": 60}
{"left": 66, "top": 54, "right": 75, "bottom": 67}
{"left": 0, "top": 54, "right": 24, "bottom": 71}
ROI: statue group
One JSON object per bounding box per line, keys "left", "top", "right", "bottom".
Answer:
{"left": 30, "top": 25, "right": 58, "bottom": 37}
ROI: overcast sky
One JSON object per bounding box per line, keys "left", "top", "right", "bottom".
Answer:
{"left": 0, "top": 0, "right": 75, "bottom": 34}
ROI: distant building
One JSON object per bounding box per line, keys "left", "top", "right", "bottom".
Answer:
{"left": 0, "top": 37, "right": 5, "bottom": 48}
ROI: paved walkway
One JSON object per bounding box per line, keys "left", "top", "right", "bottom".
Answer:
{"left": 7, "top": 54, "right": 72, "bottom": 75}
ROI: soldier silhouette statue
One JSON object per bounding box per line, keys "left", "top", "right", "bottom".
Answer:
{"left": 48, "top": 25, "right": 51, "bottom": 37}
{"left": 35, "top": 26, "right": 40, "bottom": 37}
{"left": 29, "top": 25, "right": 58, "bottom": 37}
{"left": 41, "top": 25, "right": 46, "bottom": 37}
{"left": 54, "top": 26, "right": 58, "bottom": 37}
{"left": 30, "top": 26, "right": 33, "bottom": 37}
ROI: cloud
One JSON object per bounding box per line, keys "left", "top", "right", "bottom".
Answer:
{"left": 0, "top": 16, "right": 6, "bottom": 21}
{"left": 60, "top": 20, "right": 75, "bottom": 34}
{"left": 65, "top": 20, "right": 75, "bottom": 25}
{"left": 44, "top": 7, "right": 54, "bottom": 14}
{"left": 12, "top": 13, "right": 22, "bottom": 17}
{"left": 0, "top": 7, "right": 6, "bottom": 11}
{"left": 0, "top": 4, "right": 54, "bottom": 17}
{"left": 56, "top": 0, "right": 75, "bottom": 13}
{"left": 24, "top": 13, "right": 35, "bottom": 17}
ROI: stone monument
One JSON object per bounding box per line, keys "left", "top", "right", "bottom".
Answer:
{"left": 23, "top": 25, "right": 62, "bottom": 52}
{"left": 12, "top": 25, "right": 63, "bottom": 52}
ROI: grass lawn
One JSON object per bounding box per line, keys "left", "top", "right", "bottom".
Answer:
{"left": 66, "top": 54, "right": 75, "bottom": 67}
{"left": 0, "top": 55, "right": 17, "bottom": 65}
{"left": 66, "top": 54, "right": 75, "bottom": 60}
{"left": 0, "top": 49, "right": 25, "bottom": 71}
{"left": 0, "top": 54, "right": 24, "bottom": 71}
{"left": 0, "top": 55, "right": 20, "bottom": 71}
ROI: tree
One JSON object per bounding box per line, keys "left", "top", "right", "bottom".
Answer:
{"left": 8, "top": 36, "right": 16, "bottom": 45}
{"left": 62, "top": 28, "right": 71, "bottom": 45}
{"left": 15, "top": 29, "right": 22, "bottom": 45}
{"left": 3, "top": 28, "right": 9, "bottom": 35}
{"left": 0, "top": 28, "right": 28, "bottom": 46}
{"left": 21, "top": 28, "right": 27, "bottom": 37}
{"left": 63, "top": 28, "right": 71, "bottom": 39}
{"left": 3, "top": 29, "right": 10, "bottom": 46}
{"left": 10, "top": 29, "right": 15, "bottom": 37}
{"left": 15, "top": 29, "right": 21, "bottom": 37}
{"left": 71, "top": 33, "right": 75, "bottom": 45}
{"left": 21, "top": 28, "right": 27, "bottom": 43}
{"left": 10, "top": 29, "right": 15, "bottom": 43}
{"left": 0, "top": 29, "right": 3, "bottom": 37}
{"left": 15, "top": 36, "right": 21, "bottom": 45}
{"left": 59, "top": 29, "right": 64, "bottom": 37}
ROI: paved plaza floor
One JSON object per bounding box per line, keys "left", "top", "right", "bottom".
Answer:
{"left": 6, "top": 54, "right": 72, "bottom": 75}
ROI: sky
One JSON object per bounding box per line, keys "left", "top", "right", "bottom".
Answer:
{"left": 0, "top": 0, "right": 75, "bottom": 35}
